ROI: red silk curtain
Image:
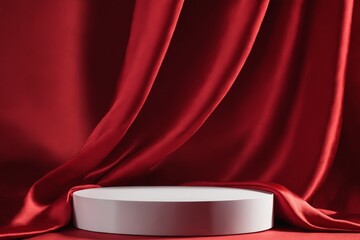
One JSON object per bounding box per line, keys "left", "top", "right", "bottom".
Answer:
{"left": 1, "top": 0, "right": 360, "bottom": 238}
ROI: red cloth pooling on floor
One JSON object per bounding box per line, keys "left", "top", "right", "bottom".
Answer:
{"left": 0, "top": 0, "right": 360, "bottom": 239}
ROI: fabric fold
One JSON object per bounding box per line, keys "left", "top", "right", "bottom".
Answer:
{"left": 4, "top": 0, "right": 184, "bottom": 237}
{"left": 302, "top": 0, "right": 354, "bottom": 200}
{"left": 1, "top": 0, "right": 360, "bottom": 239}
{"left": 182, "top": 181, "right": 360, "bottom": 232}
{"left": 95, "top": 0, "right": 270, "bottom": 186}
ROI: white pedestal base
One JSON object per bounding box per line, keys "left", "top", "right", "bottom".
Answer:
{"left": 73, "top": 186, "right": 273, "bottom": 236}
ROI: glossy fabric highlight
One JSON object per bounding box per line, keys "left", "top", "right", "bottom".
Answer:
{"left": 0, "top": 0, "right": 360, "bottom": 239}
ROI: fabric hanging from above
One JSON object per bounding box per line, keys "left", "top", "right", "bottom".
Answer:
{"left": 0, "top": 0, "right": 359, "bottom": 239}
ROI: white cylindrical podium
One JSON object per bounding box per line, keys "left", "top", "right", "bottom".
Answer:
{"left": 73, "top": 186, "right": 273, "bottom": 236}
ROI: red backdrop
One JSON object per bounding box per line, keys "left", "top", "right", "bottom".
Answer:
{"left": 0, "top": 0, "right": 360, "bottom": 239}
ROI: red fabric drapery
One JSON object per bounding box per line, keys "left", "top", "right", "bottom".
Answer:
{"left": 1, "top": 0, "right": 360, "bottom": 239}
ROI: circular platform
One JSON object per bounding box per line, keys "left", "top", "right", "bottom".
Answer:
{"left": 72, "top": 186, "right": 273, "bottom": 236}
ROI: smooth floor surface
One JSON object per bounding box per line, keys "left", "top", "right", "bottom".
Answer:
{"left": 26, "top": 227, "right": 360, "bottom": 240}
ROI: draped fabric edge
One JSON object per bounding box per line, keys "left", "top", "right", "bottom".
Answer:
{"left": 0, "top": 185, "right": 101, "bottom": 240}
{"left": 302, "top": 0, "right": 354, "bottom": 201}
{"left": 10, "top": 0, "right": 185, "bottom": 227}
{"left": 1, "top": 0, "right": 360, "bottom": 239}
{"left": 96, "top": 0, "right": 271, "bottom": 186}
{"left": 182, "top": 181, "right": 360, "bottom": 232}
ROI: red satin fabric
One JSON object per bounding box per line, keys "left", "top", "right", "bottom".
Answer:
{"left": 1, "top": 0, "right": 360, "bottom": 239}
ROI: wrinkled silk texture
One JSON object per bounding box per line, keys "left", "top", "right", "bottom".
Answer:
{"left": 1, "top": 0, "right": 360, "bottom": 239}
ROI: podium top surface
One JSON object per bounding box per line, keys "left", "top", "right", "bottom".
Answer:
{"left": 73, "top": 186, "right": 272, "bottom": 202}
